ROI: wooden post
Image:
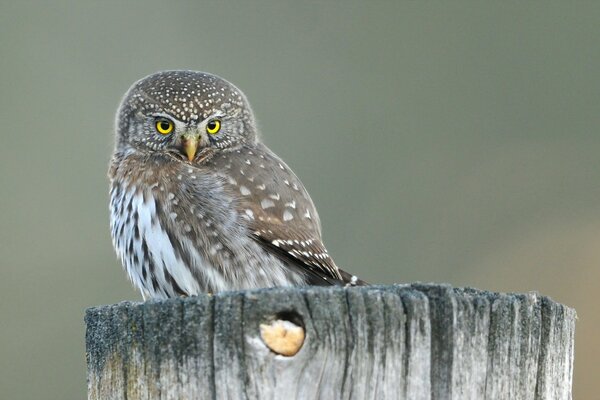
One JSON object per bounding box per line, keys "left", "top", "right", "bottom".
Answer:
{"left": 85, "top": 284, "right": 575, "bottom": 399}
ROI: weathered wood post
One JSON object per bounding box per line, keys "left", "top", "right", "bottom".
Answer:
{"left": 85, "top": 284, "right": 575, "bottom": 399}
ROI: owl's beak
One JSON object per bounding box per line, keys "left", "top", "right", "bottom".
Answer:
{"left": 181, "top": 133, "right": 199, "bottom": 161}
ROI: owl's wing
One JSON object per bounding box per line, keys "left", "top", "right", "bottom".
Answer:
{"left": 211, "top": 143, "right": 364, "bottom": 286}
{"left": 251, "top": 220, "right": 343, "bottom": 285}
{"left": 248, "top": 204, "right": 367, "bottom": 286}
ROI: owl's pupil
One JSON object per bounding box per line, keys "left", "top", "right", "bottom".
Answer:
{"left": 160, "top": 122, "right": 169, "bottom": 130}
{"left": 208, "top": 121, "right": 216, "bottom": 130}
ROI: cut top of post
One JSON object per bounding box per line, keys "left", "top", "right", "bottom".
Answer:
{"left": 85, "top": 284, "right": 575, "bottom": 400}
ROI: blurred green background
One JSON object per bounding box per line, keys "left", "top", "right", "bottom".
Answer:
{"left": 0, "top": 1, "right": 598, "bottom": 398}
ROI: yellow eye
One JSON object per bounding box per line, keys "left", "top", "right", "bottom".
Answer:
{"left": 206, "top": 119, "right": 221, "bottom": 135}
{"left": 155, "top": 119, "right": 174, "bottom": 135}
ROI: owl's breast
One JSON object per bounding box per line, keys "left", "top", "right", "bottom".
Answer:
{"left": 109, "top": 152, "right": 309, "bottom": 297}
{"left": 109, "top": 179, "right": 210, "bottom": 299}
{"left": 109, "top": 153, "right": 241, "bottom": 296}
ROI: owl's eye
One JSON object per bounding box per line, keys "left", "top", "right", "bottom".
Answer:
{"left": 206, "top": 119, "right": 221, "bottom": 135}
{"left": 155, "top": 119, "right": 174, "bottom": 135}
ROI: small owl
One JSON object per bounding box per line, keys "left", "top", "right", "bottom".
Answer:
{"left": 109, "top": 70, "right": 365, "bottom": 299}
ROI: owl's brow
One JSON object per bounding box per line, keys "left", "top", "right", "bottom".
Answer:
{"left": 149, "top": 111, "right": 180, "bottom": 120}
{"left": 134, "top": 89, "right": 160, "bottom": 106}
{"left": 228, "top": 108, "right": 241, "bottom": 118}
{"left": 132, "top": 89, "right": 184, "bottom": 123}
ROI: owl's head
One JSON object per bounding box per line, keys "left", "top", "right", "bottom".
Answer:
{"left": 115, "top": 70, "right": 257, "bottom": 160}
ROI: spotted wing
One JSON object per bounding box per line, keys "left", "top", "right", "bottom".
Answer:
{"left": 211, "top": 143, "right": 352, "bottom": 285}
{"left": 249, "top": 201, "right": 368, "bottom": 286}
{"left": 252, "top": 223, "right": 343, "bottom": 285}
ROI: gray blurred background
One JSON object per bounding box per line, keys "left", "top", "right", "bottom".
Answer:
{"left": 0, "top": 1, "right": 598, "bottom": 398}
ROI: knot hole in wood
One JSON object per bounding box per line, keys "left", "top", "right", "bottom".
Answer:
{"left": 259, "top": 310, "right": 305, "bottom": 357}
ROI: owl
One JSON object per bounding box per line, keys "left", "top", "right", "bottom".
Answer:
{"left": 109, "top": 71, "right": 365, "bottom": 299}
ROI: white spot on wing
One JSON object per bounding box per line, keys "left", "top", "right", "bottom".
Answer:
{"left": 283, "top": 210, "right": 294, "bottom": 221}
{"left": 261, "top": 199, "right": 275, "bottom": 209}
{"left": 240, "top": 186, "right": 251, "bottom": 196}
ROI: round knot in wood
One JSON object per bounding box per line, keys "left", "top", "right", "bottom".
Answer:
{"left": 260, "top": 319, "right": 305, "bottom": 356}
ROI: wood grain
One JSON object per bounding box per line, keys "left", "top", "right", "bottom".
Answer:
{"left": 86, "top": 284, "right": 575, "bottom": 399}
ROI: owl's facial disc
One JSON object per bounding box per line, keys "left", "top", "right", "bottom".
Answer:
{"left": 116, "top": 71, "right": 258, "bottom": 156}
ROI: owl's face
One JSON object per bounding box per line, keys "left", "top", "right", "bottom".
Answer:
{"left": 115, "top": 70, "right": 257, "bottom": 160}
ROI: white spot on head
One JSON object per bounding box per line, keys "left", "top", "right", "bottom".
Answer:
{"left": 283, "top": 210, "right": 294, "bottom": 221}
{"left": 285, "top": 200, "right": 296, "bottom": 209}
{"left": 303, "top": 209, "right": 312, "bottom": 219}
{"left": 268, "top": 193, "right": 280, "bottom": 201}
{"left": 256, "top": 184, "right": 266, "bottom": 190}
